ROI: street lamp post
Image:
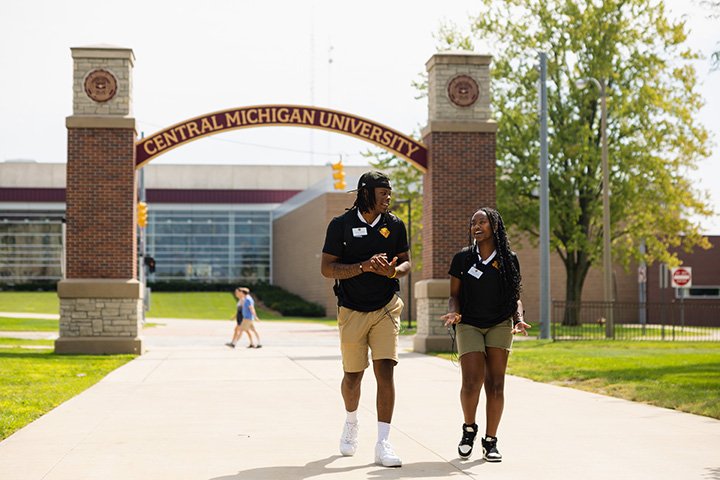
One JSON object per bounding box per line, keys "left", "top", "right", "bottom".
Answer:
{"left": 538, "top": 52, "right": 551, "bottom": 340}
{"left": 576, "top": 77, "right": 613, "bottom": 338}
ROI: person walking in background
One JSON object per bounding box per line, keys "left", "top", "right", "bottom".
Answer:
{"left": 226, "top": 287, "right": 261, "bottom": 348}
{"left": 320, "top": 171, "right": 410, "bottom": 468}
{"left": 238, "top": 287, "right": 262, "bottom": 348}
{"left": 226, "top": 287, "right": 248, "bottom": 348}
{"left": 441, "top": 207, "right": 530, "bottom": 462}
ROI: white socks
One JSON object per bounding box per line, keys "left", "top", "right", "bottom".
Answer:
{"left": 346, "top": 410, "right": 358, "bottom": 424}
{"left": 346, "top": 412, "right": 392, "bottom": 443}
{"left": 377, "top": 421, "right": 391, "bottom": 443}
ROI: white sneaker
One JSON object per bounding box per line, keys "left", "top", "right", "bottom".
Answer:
{"left": 339, "top": 421, "right": 359, "bottom": 456}
{"left": 374, "top": 440, "right": 402, "bottom": 467}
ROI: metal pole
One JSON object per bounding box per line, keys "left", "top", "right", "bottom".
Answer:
{"left": 600, "top": 80, "right": 614, "bottom": 338}
{"left": 394, "top": 198, "right": 413, "bottom": 329}
{"left": 60, "top": 217, "right": 66, "bottom": 280}
{"left": 576, "top": 77, "right": 613, "bottom": 336}
{"left": 138, "top": 165, "right": 147, "bottom": 321}
{"left": 407, "top": 198, "right": 412, "bottom": 329}
{"left": 639, "top": 239, "right": 647, "bottom": 335}
{"left": 539, "top": 52, "right": 551, "bottom": 339}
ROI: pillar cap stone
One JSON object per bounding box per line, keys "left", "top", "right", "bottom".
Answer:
{"left": 71, "top": 45, "right": 135, "bottom": 66}
{"left": 426, "top": 52, "right": 492, "bottom": 71}
{"left": 66, "top": 115, "right": 136, "bottom": 130}
{"left": 57, "top": 279, "right": 142, "bottom": 299}
{"left": 421, "top": 120, "right": 498, "bottom": 138}
{"left": 414, "top": 279, "right": 451, "bottom": 299}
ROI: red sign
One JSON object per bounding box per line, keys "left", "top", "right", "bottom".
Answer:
{"left": 670, "top": 267, "right": 692, "bottom": 288}
{"left": 135, "top": 105, "right": 427, "bottom": 172}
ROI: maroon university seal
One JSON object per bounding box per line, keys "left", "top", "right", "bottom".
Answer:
{"left": 84, "top": 69, "right": 118, "bottom": 103}
{"left": 447, "top": 75, "right": 479, "bottom": 107}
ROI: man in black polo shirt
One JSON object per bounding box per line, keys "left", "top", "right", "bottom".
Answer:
{"left": 320, "top": 171, "right": 410, "bottom": 468}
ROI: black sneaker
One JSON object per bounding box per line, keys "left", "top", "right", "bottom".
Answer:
{"left": 481, "top": 435, "right": 502, "bottom": 462}
{"left": 457, "top": 423, "right": 477, "bottom": 459}
{"left": 225, "top": 342, "right": 235, "bottom": 349}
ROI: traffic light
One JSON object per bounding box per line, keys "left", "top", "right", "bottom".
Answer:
{"left": 331, "top": 161, "right": 346, "bottom": 190}
{"left": 137, "top": 201, "right": 148, "bottom": 228}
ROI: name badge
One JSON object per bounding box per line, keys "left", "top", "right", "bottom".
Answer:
{"left": 467, "top": 266, "right": 483, "bottom": 279}
{"left": 352, "top": 227, "right": 368, "bottom": 237}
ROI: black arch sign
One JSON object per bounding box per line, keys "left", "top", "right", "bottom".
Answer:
{"left": 135, "top": 105, "right": 427, "bottom": 171}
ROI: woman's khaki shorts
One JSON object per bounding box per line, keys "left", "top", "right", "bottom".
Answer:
{"left": 456, "top": 318, "right": 513, "bottom": 357}
{"left": 337, "top": 295, "right": 403, "bottom": 373}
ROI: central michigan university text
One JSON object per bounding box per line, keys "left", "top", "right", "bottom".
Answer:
{"left": 136, "top": 105, "right": 427, "bottom": 170}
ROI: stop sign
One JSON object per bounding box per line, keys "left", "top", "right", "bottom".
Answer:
{"left": 670, "top": 267, "right": 692, "bottom": 288}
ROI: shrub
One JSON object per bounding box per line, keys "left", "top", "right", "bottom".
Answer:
{"left": 0, "top": 281, "right": 57, "bottom": 292}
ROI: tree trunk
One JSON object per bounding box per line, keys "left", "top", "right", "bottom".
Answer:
{"left": 562, "top": 252, "right": 591, "bottom": 326}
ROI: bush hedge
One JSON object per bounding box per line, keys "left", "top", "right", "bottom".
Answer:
{"left": 0, "top": 281, "right": 57, "bottom": 292}
{"left": 249, "top": 283, "right": 325, "bottom": 317}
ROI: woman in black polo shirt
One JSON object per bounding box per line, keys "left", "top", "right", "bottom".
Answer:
{"left": 441, "top": 207, "right": 530, "bottom": 462}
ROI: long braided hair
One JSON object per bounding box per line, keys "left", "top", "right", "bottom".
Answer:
{"left": 468, "top": 207, "right": 522, "bottom": 306}
{"left": 351, "top": 186, "right": 377, "bottom": 214}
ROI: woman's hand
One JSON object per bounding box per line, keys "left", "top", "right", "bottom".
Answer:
{"left": 511, "top": 319, "right": 531, "bottom": 336}
{"left": 441, "top": 312, "right": 462, "bottom": 327}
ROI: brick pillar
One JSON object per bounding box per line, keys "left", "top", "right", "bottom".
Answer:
{"left": 414, "top": 53, "right": 497, "bottom": 353}
{"left": 56, "top": 46, "right": 142, "bottom": 355}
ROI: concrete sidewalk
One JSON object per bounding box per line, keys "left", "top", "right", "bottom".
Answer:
{"left": 1, "top": 319, "right": 719, "bottom": 479}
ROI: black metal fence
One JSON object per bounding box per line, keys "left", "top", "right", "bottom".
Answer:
{"left": 551, "top": 301, "right": 720, "bottom": 341}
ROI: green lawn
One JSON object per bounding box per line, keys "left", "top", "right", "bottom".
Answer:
{"left": 0, "top": 291, "right": 245, "bottom": 319}
{"left": 438, "top": 341, "right": 720, "bottom": 419}
{"left": 0, "top": 348, "right": 134, "bottom": 440}
{"left": 147, "top": 291, "right": 337, "bottom": 323}
{"left": 0, "top": 337, "right": 54, "bottom": 347}
{"left": 0, "top": 291, "right": 58, "bottom": 313}
{"left": 0, "top": 291, "right": 335, "bottom": 323}
{"left": 507, "top": 341, "right": 720, "bottom": 419}
{"left": 0, "top": 317, "right": 59, "bottom": 332}
{"left": 147, "top": 291, "right": 236, "bottom": 319}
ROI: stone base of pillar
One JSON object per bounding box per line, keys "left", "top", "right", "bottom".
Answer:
{"left": 55, "top": 336, "right": 142, "bottom": 355}
{"left": 413, "top": 334, "right": 453, "bottom": 353}
{"left": 413, "top": 278, "right": 453, "bottom": 353}
{"left": 56, "top": 279, "right": 144, "bottom": 355}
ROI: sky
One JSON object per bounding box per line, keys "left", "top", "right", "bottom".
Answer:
{"left": 1, "top": 0, "right": 718, "bottom": 231}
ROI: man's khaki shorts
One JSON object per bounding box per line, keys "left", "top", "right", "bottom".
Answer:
{"left": 456, "top": 318, "right": 513, "bottom": 357}
{"left": 337, "top": 295, "right": 403, "bottom": 373}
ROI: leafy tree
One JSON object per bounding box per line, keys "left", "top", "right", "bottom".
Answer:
{"left": 365, "top": 149, "right": 424, "bottom": 272}
{"left": 437, "top": 0, "right": 713, "bottom": 322}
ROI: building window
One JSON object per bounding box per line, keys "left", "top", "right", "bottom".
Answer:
{"left": 147, "top": 209, "right": 272, "bottom": 283}
{"left": 0, "top": 207, "right": 273, "bottom": 285}
{"left": 0, "top": 212, "right": 64, "bottom": 282}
